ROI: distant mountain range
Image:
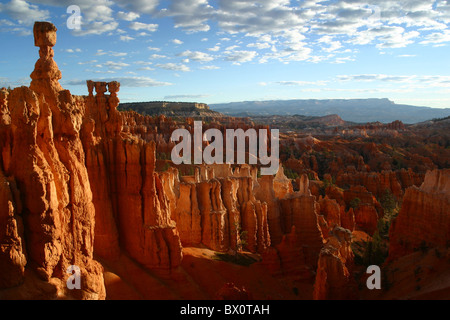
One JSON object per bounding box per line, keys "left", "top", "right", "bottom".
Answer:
{"left": 210, "top": 99, "right": 450, "bottom": 124}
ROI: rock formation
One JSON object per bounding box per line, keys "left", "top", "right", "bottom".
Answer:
{"left": 259, "top": 173, "right": 324, "bottom": 281}
{"left": 343, "top": 185, "right": 383, "bottom": 235}
{"left": 164, "top": 164, "right": 270, "bottom": 254}
{"left": 313, "top": 226, "right": 357, "bottom": 300}
{"left": 0, "top": 22, "right": 105, "bottom": 299}
{"left": 1, "top": 21, "right": 183, "bottom": 299}
{"left": 388, "top": 169, "right": 450, "bottom": 261}
{"left": 0, "top": 170, "right": 26, "bottom": 289}
{"left": 82, "top": 81, "right": 183, "bottom": 273}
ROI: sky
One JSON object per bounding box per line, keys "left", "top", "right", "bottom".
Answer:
{"left": 0, "top": 0, "right": 450, "bottom": 108}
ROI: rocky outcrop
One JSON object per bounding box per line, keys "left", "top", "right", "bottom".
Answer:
{"left": 388, "top": 169, "right": 450, "bottom": 261}
{"left": 283, "top": 194, "right": 324, "bottom": 268}
{"left": 165, "top": 165, "right": 270, "bottom": 254}
{"left": 337, "top": 171, "right": 404, "bottom": 199}
{"left": 81, "top": 81, "right": 184, "bottom": 273}
{"left": 257, "top": 173, "right": 325, "bottom": 281}
{"left": 344, "top": 186, "right": 383, "bottom": 235}
{"left": 318, "top": 197, "right": 341, "bottom": 230}
{"left": 0, "top": 22, "right": 105, "bottom": 299}
{"left": 254, "top": 175, "right": 283, "bottom": 246}
{"left": 313, "top": 227, "right": 357, "bottom": 300}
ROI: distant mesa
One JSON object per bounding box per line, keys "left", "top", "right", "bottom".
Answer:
{"left": 118, "top": 101, "right": 223, "bottom": 119}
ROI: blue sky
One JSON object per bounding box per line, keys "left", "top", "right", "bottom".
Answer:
{"left": 0, "top": 0, "right": 450, "bottom": 108}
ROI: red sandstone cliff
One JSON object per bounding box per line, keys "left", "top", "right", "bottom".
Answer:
{"left": 0, "top": 22, "right": 104, "bottom": 299}
{"left": 163, "top": 164, "right": 270, "bottom": 254}
{"left": 388, "top": 169, "right": 450, "bottom": 261}
{"left": 313, "top": 226, "right": 357, "bottom": 300}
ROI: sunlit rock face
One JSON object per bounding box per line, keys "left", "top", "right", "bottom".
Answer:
{"left": 0, "top": 22, "right": 105, "bottom": 300}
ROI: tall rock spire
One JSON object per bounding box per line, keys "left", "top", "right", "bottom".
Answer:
{"left": 30, "top": 22, "right": 63, "bottom": 103}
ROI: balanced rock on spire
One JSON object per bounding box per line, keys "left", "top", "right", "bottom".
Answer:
{"left": 30, "top": 22, "right": 63, "bottom": 102}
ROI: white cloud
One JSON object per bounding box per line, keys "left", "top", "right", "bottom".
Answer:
{"left": 129, "top": 21, "right": 158, "bottom": 32}
{"left": 336, "top": 74, "right": 450, "bottom": 88}
{"left": 160, "top": 0, "right": 213, "bottom": 32}
{"left": 225, "top": 45, "right": 239, "bottom": 51}
{"left": 120, "top": 35, "right": 135, "bottom": 42}
{"left": 216, "top": 0, "right": 306, "bottom": 35}
{"left": 420, "top": 30, "right": 450, "bottom": 45}
{"left": 78, "top": 60, "right": 98, "bottom": 65}
{"left": 2, "top": 0, "right": 449, "bottom": 66}
{"left": 74, "top": 21, "right": 118, "bottom": 36}
{"left": 110, "top": 52, "right": 127, "bottom": 57}
{"left": 103, "top": 61, "right": 130, "bottom": 70}
{"left": 149, "top": 54, "right": 167, "bottom": 59}
{"left": 96, "top": 49, "right": 127, "bottom": 57}
{"left": 117, "top": 11, "right": 140, "bottom": 21}
{"left": 171, "top": 38, "right": 184, "bottom": 45}
{"left": 275, "top": 80, "right": 328, "bottom": 86}
{"left": 200, "top": 65, "right": 220, "bottom": 70}
{"left": 318, "top": 35, "right": 342, "bottom": 52}
{"left": 135, "top": 61, "right": 153, "bottom": 66}
{"left": 65, "top": 48, "right": 81, "bottom": 53}
{"left": 151, "top": 0, "right": 450, "bottom": 61}
{"left": 178, "top": 50, "right": 214, "bottom": 63}
{"left": 337, "top": 74, "right": 414, "bottom": 83}
{"left": 155, "top": 63, "right": 190, "bottom": 72}
{"left": 376, "top": 29, "right": 420, "bottom": 49}
{"left": 332, "top": 56, "right": 355, "bottom": 64}
{"left": 7, "top": 0, "right": 118, "bottom": 36}
{"left": 224, "top": 50, "right": 258, "bottom": 64}
{"left": 0, "top": 19, "right": 15, "bottom": 26}
{"left": 138, "top": 66, "right": 155, "bottom": 71}
{"left": 208, "top": 46, "right": 220, "bottom": 52}
{"left": 247, "top": 42, "right": 271, "bottom": 49}
{"left": 114, "top": 0, "right": 159, "bottom": 14}
{"left": 0, "top": 0, "right": 49, "bottom": 25}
